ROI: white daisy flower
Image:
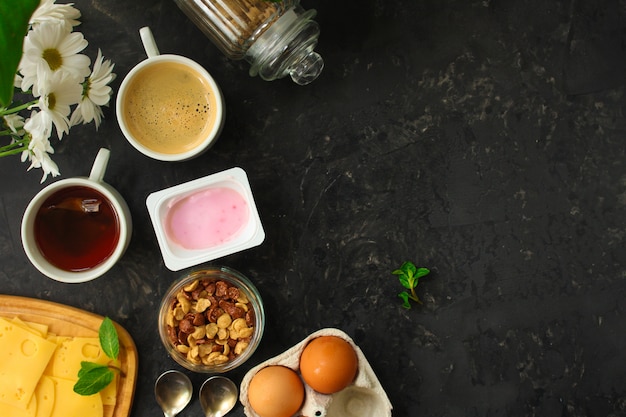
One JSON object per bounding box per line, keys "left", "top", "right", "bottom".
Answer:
{"left": 22, "top": 111, "right": 60, "bottom": 183}
{"left": 14, "top": 73, "right": 23, "bottom": 88}
{"left": 3, "top": 114, "right": 26, "bottom": 135}
{"left": 29, "top": 0, "right": 81, "bottom": 29}
{"left": 70, "top": 49, "right": 116, "bottom": 129}
{"left": 38, "top": 71, "right": 83, "bottom": 139}
{"left": 19, "top": 20, "right": 90, "bottom": 95}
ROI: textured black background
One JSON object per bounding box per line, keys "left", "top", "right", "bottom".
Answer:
{"left": 1, "top": 0, "right": 625, "bottom": 416}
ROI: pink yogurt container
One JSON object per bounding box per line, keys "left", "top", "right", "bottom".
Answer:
{"left": 146, "top": 167, "right": 265, "bottom": 270}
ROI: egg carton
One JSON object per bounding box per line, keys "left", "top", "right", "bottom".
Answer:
{"left": 240, "top": 328, "right": 393, "bottom": 417}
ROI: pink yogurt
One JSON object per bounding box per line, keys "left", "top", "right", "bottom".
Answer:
{"left": 164, "top": 187, "right": 249, "bottom": 250}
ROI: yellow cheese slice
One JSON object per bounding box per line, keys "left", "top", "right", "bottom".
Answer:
{"left": 49, "top": 377, "right": 103, "bottom": 417}
{"left": 45, "top": 336, "right": 118, "bottom": 405}
{"left": 11, "top": 318, "right": 49, "bottom": 338}
{"left": 23, "top": 320, "right": 49, "bottom": 338}
{"left": 10, "top": 317, "right": 44, "bottom": 337}
{"left": 42, "top": 336, "right": 70, "bottom": 377}
{"left": 34, "top": 376, "right": 55, "bottom": 417}
{"left": 47, "top": 337, "right": 110, "bottom": 379}
{"left": 99, "top": 372, "right": 118, "bottom": 406}
{"left": 2, "top": 389, "right": 37, "bottom": 417}
{"left": 2, "top": 316, "right": 117, "bottom": 417}
{"left": 0, "top": 317, "right": 57, "bottom": 409}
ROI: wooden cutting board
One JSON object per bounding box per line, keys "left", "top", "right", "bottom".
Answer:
{"left": 0, "top": 294, "right": 138, "bottom": 417}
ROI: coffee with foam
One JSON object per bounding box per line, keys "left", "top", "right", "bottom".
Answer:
{"left": 121, "top": 61, "right": 219, "bottom": 155}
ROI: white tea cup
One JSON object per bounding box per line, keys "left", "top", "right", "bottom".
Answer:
{"left": 116, "top": 27, "right": 225, "bottom": 161}
{"left": 21, "top": 148, "right": 132, "bottom": 283}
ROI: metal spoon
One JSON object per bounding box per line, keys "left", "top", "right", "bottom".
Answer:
{"left": 199, "top": 376, "right": 238, "bottom": 417}
{"left": 155, "top": 370, "right": 193, "bottom": 417}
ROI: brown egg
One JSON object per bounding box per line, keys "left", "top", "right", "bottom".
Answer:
{"left": 299, "top": 335, "right": 358, "bottom": 394}
{"left": 247, "top": 365, "right": 305, "bottom": 417}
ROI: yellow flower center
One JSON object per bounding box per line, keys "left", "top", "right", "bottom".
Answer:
{"left": 82, "top": 78, "right": 91, "bottom": 98}
{"left": 48, "top": 93, "right": 56, "bottom": 110}
{"left": 42, "top": 48, "right": 63, "bottom": 71}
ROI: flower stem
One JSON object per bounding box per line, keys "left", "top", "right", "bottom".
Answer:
{"left": 0, "top": 147, "right": 27, "bottom": 157}
{"left": 0, "top": 99, "right": 38, "bottom": 116}
{"left": 0, "top": 137, "right": 29, "bottom": 157}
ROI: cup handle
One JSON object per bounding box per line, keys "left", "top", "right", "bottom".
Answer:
{"left": 140, "top": 26, "right": 160, "bottom": 58}
{"left": 89, "top": 148, "right": 111, "bottom": 183}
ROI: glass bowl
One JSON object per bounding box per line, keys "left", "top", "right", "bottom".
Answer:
{"left": 158, "top": 266, "right": 265, "bottom": 373}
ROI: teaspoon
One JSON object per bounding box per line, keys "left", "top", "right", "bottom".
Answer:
{"left": 155, "top": 370, "right": 193, "bottom": 417}
{"left": 199, "top": 376, "right": 238, "bottom": 417}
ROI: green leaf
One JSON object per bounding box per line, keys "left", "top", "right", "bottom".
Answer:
{"left": 398, "top": 275, "right": 413, "bottom": 290}
{"left": 398, "top": 292, "right": 412, "bottom": 309}
{"left": 0, "top": 0, "right": 39, "bottom": 108}
{"left": 400, "top": 261, "right": 417, "bottom": 277}
{"left": 77, "top": 361, "right": 107, "bottom": 378}
{"left": 73, "top": 367, "right": 115, "bottom": 396}
{"left": 392, "top": 261, "right": 431, "bottom": 308}
{"left": 99, "top": 317, "right": 119, "bottom": 360}
{"left": 416, "top": 267, "right": 430, "bottom": 279}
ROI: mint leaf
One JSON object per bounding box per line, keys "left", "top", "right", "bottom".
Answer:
{"left": 77, "top": 361, "right": 107, "bottom": 378}
{"left": 0, "top": 0, "right": 39, "bottom": 107}
{"left": 99, "top": 317, "right": 119, "bottom": 360}
{"left": 73, "top": 367, "right": 114, "bottom": 396}
{"left": 75, "top": 317, "right": 121, "bottom": 396}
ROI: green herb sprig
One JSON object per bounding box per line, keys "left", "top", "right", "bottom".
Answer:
{"left": 73, "top": 317, "right": 121, "bottom": 396}
{"left": 392, "top": 261, "right": 430, "bottom": 309}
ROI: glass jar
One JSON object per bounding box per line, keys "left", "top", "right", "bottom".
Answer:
{"left": 173, "top": 0, "right": 324, "bottom": 85}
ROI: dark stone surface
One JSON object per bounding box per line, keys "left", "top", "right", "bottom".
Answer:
{"left": 1, "top": 0, "right": 625, "bottom": 416}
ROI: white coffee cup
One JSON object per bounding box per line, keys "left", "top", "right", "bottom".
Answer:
{"left": 21, "top": 148, "right": 132, "bottom": 283}
{"left": 116, "top": 27, "right": 225, "bottom": 161}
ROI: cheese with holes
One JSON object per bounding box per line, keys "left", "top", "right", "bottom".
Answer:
{"left": 49, "top": 377, "right": 103, "bottom": 417}
{"left": 99, "top": 373, "right": 118, "bottom": 406}
{"left": 0, "top": 317, "right": 57, "bottom": 409}
{"left": 45, "top": 336, "right": 119, "bottom": 406}
{"left": 48, "top": 337, "right": 110, "bottom": 379}
{"left": 1, "top": 316, "right": 119, "bottom": 415}
{"left": 4, "top": 392, "right": 36, "bottom": 417}
{"left": 34, "top": 376, "right": 55, "bottom": 417}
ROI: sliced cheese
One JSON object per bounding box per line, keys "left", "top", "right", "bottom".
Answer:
{"left": 34, "top": 376, "right": 55, "bottom": 417}
{"left": 49, "top": 377, "right": 103, "bottom": 417}
{"left": 10, "top": 318, "right": 49, "bottom": 338}
{"left": 47, "top": 337, "right": 110, "bottom": 379}
{"left": 10, "top": 317, "right": 44, "bottom": 338}
{"left": 0, "top": 317, "right": 57, "bottom": 409}
{"left": 45, "top": 336, "right": 118, "bottom": 406}
{"left": 3, "top": 389, "right": 37, "bottom": 417}
{"left": 99, "top": 372, "right": 118, "bottom": 406}
{"left": 42, "top": 336, "right": 70, "bottom": 377}
{"left": 1, "top": 316, "right": 119, "bottom": 417}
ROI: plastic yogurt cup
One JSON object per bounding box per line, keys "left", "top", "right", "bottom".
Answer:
{"left": 146, "top": 167, "right": 265, "bottom": 271}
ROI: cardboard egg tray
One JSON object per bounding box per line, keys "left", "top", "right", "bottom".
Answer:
{"left": 239, "top": 328, "right": 392, "bottom": 417}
